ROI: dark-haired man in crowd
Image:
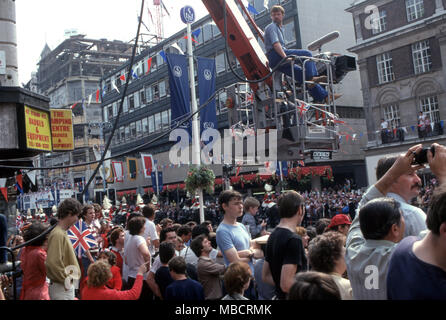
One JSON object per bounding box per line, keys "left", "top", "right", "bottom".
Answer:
{"left": 346, "top": 197, "right": 405, "bottom": 299}
{"left": 262, "top": 191, "right": 307, "bottom": 300}
{"left": 146, "top": 227, "right": 177, "bottom": 299}
{"left": 45, "top": 198, "right": 83, "bottom": 300}
{"left": 387, "top": 144, "right": 446, "bottom": 299}
{"left": 191, "top": 234, "right": 225, "bottom": 300}
{"left": 216, "top": 190, "right": 263, "bottom": 300}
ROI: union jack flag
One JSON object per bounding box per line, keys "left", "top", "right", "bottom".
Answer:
{"left": 67, "top": 221, "right": 98, "bottom": 258}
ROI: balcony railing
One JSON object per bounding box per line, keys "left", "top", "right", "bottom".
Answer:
{"left": 369, "top": 122, "right": 445, "bottom": 147}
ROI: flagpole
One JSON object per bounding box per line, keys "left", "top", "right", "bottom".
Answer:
{"left": 185, "top": 13, "right": 204, "bottom": 224}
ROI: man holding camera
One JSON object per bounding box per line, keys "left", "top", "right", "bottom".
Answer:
{"left": 360, "top": 144, "right": 429, "bottom": 237}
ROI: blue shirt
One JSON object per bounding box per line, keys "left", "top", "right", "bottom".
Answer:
{"left": 165, "top": 278, "right": 205, "bottom": 301}
{"left": 264, "top": 22, "right": 286, "bottom": 53}
{"left": 216, "top": 222, "right": 253, "bottom": 272}
{"left": 387, "top": 236, "right": 446, "bottom": 300}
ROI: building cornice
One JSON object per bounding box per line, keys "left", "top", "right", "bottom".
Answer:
{"left": 348, "top": 11, "right": 446, "bottom": 53}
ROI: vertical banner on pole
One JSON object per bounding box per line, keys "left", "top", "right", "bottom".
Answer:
{"left": 197, "top": 56, "right": 217, "bottom": 135}
{"left": 166, "top": 53, "right": 191, "bottom": 137}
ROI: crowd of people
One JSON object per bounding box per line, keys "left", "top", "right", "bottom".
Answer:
{"left": 1, "top": 142, "right": 445, "bottom": 300}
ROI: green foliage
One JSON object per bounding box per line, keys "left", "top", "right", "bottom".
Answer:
{"left": 185, "top": 166, "right": 216, "bottom": 194}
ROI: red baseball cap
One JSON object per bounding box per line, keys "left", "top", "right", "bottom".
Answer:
{"left": 327, "top": 214, "right": 352, "bottom": 229}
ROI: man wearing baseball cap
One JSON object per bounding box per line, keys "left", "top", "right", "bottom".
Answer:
{"left": 326, "top": 214, "right": 352, "bottom": 236}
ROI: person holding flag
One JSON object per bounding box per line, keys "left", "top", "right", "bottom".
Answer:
{"left": 45, "top": 198, "right": 83, "bottom": 300}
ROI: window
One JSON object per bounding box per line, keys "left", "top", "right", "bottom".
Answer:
{"left": 113, "top": 103, "right": 118, "bottom": 117}
{"left": 383, "top": 104, "right": 401, "bottom": 128}
{"left": 145, "top": 86, "right": 153, "bottom": 103}
{"left": 103, "top": 107, "right": 108, "bottom": 121}
{"left": 212, "top": 23, "right": 221, "bottom": 38}
{"left": 136, "top": 120, "right": 142, "bottom": 136}
{"left": 140, "top": 89, "right": 146, "bottom": 105}
{"left": 412, "top": 40, "right": 432, "bottom": 74}
{"left": 203, "top": 22, "right": 213, "bottom": 43}
{"left": 218, "top": 91, "right": 228, "bottom": 114}
{"left": 134, "top": 92, "right": 140, "bottom": 109}
{"left": 157, "top": 53, "right": 164, "bottom": 67}
{"left": 123, "top": 97, "right": 128, "bottom": 113}
{"left": 159, "top": 80, "right": 166, "bottom": 98}
{"left": 283, "top": 20, "right": 296, "bottom": 46}
{"left": 148, "top": 115, "right": 154, "bottom": 134}
{"left": 376, "top": 52, "right": 394, "bottom": 84}
{"left": 142, "top": 117, "right": 148, "bottom": 133}
{"left": 129, "top": 94, "right": 135, "bottom": 112}
{"left": 371, "top": 10, "right": 387, "bottom": 35}
{"left": 178, "top": 37, "right": 187, "bottom": 53}
{"left": 120, "top": 127, "right": 125, "bottom": 141}
{"left": 406, "top": 0, "right": 424, "bottom": 22}
{"left": 216, "top": 52, "right": 226, "bottom": 74}
{"left": 194, "top": 27, "right": 204, "bottom": 44}
{"left": 105, "top": 79, "right": 111, "bottom": 93}
{"left": 114, "top": 75, "right": 120, "bottom": 88}
{"left": 152, "top": 83, "right": 160, "bottom": 101}
{"left": 151, "top": 55, "right": 158, "bottom": 71}
{"left": 107, "top": 105, "right": 113, "bottom": 119}
{"left": 125, "top": 126, "right": 130, "bottom": 140}
{"left": 155, "top": 113, "right": 162, "bottom": 132}
{"left": 130, "top": 122, "right": 136, "bottom": 136}
{"left": 252, "top": 0, "right": 267, "bottom": 14}
{"left": 420, "top": 96, "right": 440, "bottom": 123}
{"left": 162, "top": 110, "right": 169, "bottom": 128}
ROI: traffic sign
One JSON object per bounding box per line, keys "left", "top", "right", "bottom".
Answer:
{"left": 180, "top": 6, "right": 195, "bottom": 24}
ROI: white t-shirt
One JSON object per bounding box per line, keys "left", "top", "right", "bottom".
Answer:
{"left": 124, "top": 234, "right": 148, "bottom": 280}
{"left": 143, "top": 218, "right": 159, "bottom": 256}
{"left": 179, "top": 246, "right": 198, "bottom": 266}
{"left": 381, "top": 121, "right": 388, "bottom": 130}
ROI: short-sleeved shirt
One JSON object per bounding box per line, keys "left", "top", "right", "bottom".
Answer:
{"left": 155, "top": 266, "right": 174, "bottom": 299}
{"left": 124, "top": 234, "right": 147, "bottom": 279}
{"left": 264, "top": 22, "right": 286, "bottom": 53}
{"left": 216, "top": 222, "right": 253, "bottom": 272}
{"left": 387, "top": 236, "right": 446, "bottom": 300}
{"left": 143, "top": 218, "right": 159, "bottom": 256}
{"left": 265, "top": 227, "right": 307, "bottom": 300}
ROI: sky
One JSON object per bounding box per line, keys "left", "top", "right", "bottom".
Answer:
{"left": 15, "top": 0, "right": 209, "bottom": 85}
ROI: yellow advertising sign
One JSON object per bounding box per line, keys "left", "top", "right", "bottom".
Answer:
{"left": 51, "top": 109, "right": 74, "bottom": 151}
{"left": 24, "top": 105, "right": 52, "bottom": 151}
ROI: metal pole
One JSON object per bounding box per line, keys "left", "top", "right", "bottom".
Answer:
{"left": 186, "top": 22, "right": 204, "bottom": 224}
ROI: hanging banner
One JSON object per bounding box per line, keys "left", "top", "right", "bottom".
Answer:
{"left": 24, "top": 105, "right": 52, "bottom": 151}
{"left": 50, "top": 109, "right": 74, "bottom": 151}
{"left": 126, "top": 158, "right": 138, "bottom": 180}
{"left": 151, "top": 171, "right": 164, "bottom": 193}
{"left": 197, "top": 56, "right": 217, "bottom": 135}
{"left": 141, "top": 154, "right": 154, "bottom": 178}
{"left": 93, "top": 147, "right": 114, "bottom": 183}
{"left": 112, "top": 161, "right": 124, "bottom": 183}
{"left": 166, "top": 53, "right": 191, "bottom": 135}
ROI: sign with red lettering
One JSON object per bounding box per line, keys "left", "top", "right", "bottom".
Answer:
{"left": 51, "top": 109, "right": 74, "bottom": 151}
{"left": 24, "top": 105, "right": 52, "bottom": 151}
